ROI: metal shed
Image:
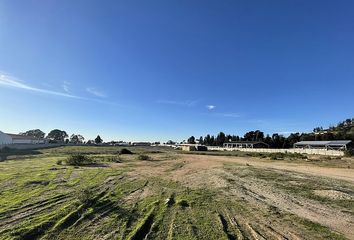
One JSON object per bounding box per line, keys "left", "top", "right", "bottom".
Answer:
{"left": 293, "top": 140, "right": 352, "bottom": 150}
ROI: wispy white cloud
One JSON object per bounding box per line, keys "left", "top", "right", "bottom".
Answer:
{"left": 62, "top": 81, "right": 70, "bottom": 93}
{"left": 86, "top": 87, "right": 106, "bottom": 98}
{"left": 219, "top": 113, "right": 240, "bottom": 118}
{"left": 157, "top": 99, "right": 198, "bottom": 107}
{"left": 0, "top": 72, "right": 119, "bottom": 106}
{"left": 0, "top": 73, "right": 82, "bottom": 99}
{"left": 206, "top": 105, "right": 216, "bottom": 110}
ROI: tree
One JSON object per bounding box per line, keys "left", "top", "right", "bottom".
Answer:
{"left": 47, "top": 129, "right": 68, "bottom": 142}
{"left": 95, "top": 135, "right": 103, "bottom": 144}
{"left": 216, "top": 132, "right": 226, "bottom": 146}
{"left": 20, "top": 129, "right": 45, "bottom": 138}
{"left": 204, "top": 134, "right": 211, "bottom": 146}
{"left": 187, "top": 136, "right": 196, "bottom": 144}
{"left": 199, "top": 136, "right": 204, "bottom": 145}
{"left": 70, "top": 134, "right": 85, "bottom": 144}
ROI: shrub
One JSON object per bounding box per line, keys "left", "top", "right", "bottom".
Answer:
{"left": 120, "top": 148, "right": 133, "bottom": 154}
{"left": 107, "top": 155, "right": 122, "bottom": 163}
{"left": 56, "top": 159, "right": 63, "bottom": 165}
{"left": 137, "top": 154, "right": 151, "bottom": 161}
{"left": 65, "top": 154, "right": 95, "bottom": 166}
{"left": 77, "top": 188, "right": 94, "bottom": 206}
{"left": 345, "top": 149, "right": 354, "bottom": 157}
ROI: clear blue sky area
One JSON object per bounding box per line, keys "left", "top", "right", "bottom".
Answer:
{"left": 0, "top": 0, "right": 353, "bottom": 142}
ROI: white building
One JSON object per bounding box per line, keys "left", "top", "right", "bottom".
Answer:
{"left": 0, "top": 131, "right": 12, "bottom": 145}
{"left": 0, "top": 131, "right": 47, "bottom": 145}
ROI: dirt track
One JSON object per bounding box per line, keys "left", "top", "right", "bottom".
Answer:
{"left": 129, "top": 154, "right": 354, "bottom": 239}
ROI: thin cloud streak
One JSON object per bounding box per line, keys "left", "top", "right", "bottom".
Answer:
{"left": 157, "top": 99, "right": 198, "bottom": 107}
{"left": 86, "top": 87, "right": 106, "bottom": 98}
{"left": 0, "top": 73, "right": 83, "bottom": 99}
{"left": 220, "top": 113, "right": 240, "bottom": 118}
{"left": 0, "top": 72, "right": 120, "bottom": 106}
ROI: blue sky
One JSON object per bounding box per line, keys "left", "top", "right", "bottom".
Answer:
{"left": 0, "top": 0, "right": 353, "bottom": 142}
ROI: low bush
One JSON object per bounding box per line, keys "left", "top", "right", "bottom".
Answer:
{"left": 345, "top": 149, "right": 354, "bottom": 157}
{"left": 137, "top": 154, "right": 151, "bottom": 161}
{"left": 77, "top": 188, "right": 95, "bottom": 206}
{"left": 107, "top": 155, "right": 122, "bottom": 163}
{"left": 56, "top": 159, "right": 63, "bottom": 165}
{"left": 65, "top": 154, "right": 95, "bottom": 166}
{"left": 120, "top": 148, "right": 133, "bottom": 154}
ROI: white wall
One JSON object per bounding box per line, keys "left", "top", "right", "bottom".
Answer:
{"left": 208, "top": 146, "right": 345, "bottom": 156}
{"left": 0, "top": 131, "right": 12, "bottom": 145}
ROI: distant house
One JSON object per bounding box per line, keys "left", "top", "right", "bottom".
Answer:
{"left": 223, "top": 141, "right": 269, "bottom": 149}
{"left": 0, "top": 131, "right": 47, "bottom": 145}
{"left": 294, "top": 140, "right": 352, "bottom": 151}
{"left": 180, "top": 144, "right": 208, "bottom": 151}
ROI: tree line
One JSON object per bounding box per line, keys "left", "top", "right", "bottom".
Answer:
{"left": 19, "top": 129, "right": 103, "bottom": 145}
{"left": 187, "top": 118, "right": 354, "bottom": 148}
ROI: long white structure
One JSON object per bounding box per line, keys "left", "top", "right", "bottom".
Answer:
{"left": 0, "top": 131, "right": 47, "bottom": 146}
{"left": 0, "top": 131, "right": 12, "bottom": 145}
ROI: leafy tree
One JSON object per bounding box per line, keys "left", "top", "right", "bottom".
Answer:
{"left": 199, "top": 136, "right": 204, "bottom": 145}
{"left": 187, "top": 136, "right": 196, "bottom": 144}
{"left": 210, "top": 136, "right": 215, "bottom": 146}
{"left": 166, "top": 140, "right": 176, "bottom": 145}
{"left": 70, "top": 134, "right": 85, "bottom": 144}
{"left": 47, "top": 129, "right": 68, "bottom": 142}
{"left": 95, "top": 135, "right": 103, "bottom": 144}
{"left": 216, "top": 132, "right": 226, "bottom": 146}
{"left": 20, "top": 129, "right": 45, "bottom": 138}
{"left": 204, "top": 134, "right": 211, "bottom": 145}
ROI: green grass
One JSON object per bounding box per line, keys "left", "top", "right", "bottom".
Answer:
{"left": 0, "top": 146, "right": 349, "bottom": 240}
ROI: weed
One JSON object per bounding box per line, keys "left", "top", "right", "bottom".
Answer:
{"left": 137, "top": 154, "right": 151, "bottom": 161}
{"left": 65, "top": 154, "right": 95, "bottom": 166}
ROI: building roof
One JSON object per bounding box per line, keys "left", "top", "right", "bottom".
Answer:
{"left": 294, "top": 140, "right": 352, "bottom": 146}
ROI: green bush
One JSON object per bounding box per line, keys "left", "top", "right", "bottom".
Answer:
{"left": 56, "top": 159, "right": 63, "bottom": 165}
{"left": 137, "top": 154, "right": 151, "bottom": 161}
{"left": 344, "top": 149, "right": 354, "bottom": 157}
{"left": 77, "top": 188, "right": 95, "bottom": 206}
{"left": 120, "top": 148, "right": 133, "bottom": 154}
{"left": 107, "top": 155, "right": 122, "bottom": 163}
{"left": 65, "top": 154, "right": 95, "bottom": 166}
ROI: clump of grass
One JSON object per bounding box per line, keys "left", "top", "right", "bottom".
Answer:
{"left": 77, "top": 188, "right": 95, "bottom": 206}
{"left": 177, "top": 199, "right": 190, "bottom": 208}
{"left": 56, "top": 159, "right": 63, "bottom": 165}
{"left": 345, "top": 149, "right": 354, "bottom": 157}
{"left": 65, "top": 154, "right": 95, "bottom": 166}
{"left": 268, "top": 152, "right": 307, "bottom": 160}
{"left": 107, "top": 155, "right": 122, "bottom": 163}
{"left": 137, "top": 154, "right": 151, "bottom": 161}
{"left": 120, "top": 148, "right": 133, "bottom": 154}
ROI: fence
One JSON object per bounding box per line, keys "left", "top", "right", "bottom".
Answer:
{"left": 207, "top": 146, "right": 344, "bottom": 156}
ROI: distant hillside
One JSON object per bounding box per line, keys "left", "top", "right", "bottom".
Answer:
{"left": 312, "top": 118, "right": 354, "bottom": 141}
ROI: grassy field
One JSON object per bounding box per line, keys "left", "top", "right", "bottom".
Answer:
{"left": 0, "top": 146, "right": 353, "bottom": 239}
